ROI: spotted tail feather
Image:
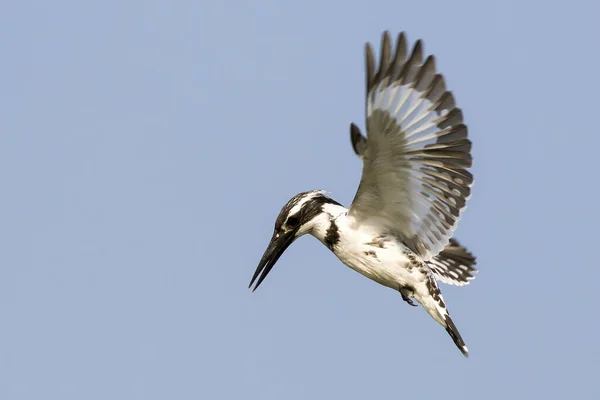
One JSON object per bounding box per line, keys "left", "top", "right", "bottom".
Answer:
{"left": 420, "top": 274, "right": 469, "bottom": 357}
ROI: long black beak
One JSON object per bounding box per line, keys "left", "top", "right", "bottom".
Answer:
{"left": 249, "top": 229, "right": 298, "bottom": 292}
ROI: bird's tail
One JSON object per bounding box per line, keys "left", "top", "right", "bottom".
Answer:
{"left": 443, "top": 314, "right": 469, "bottom": 357}
{"left": 418, "top": 276, "right": 469, "bottom": 357}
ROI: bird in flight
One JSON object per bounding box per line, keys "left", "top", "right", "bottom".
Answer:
{"left": 249, "top": 31, "right": 476, "bottom": 357}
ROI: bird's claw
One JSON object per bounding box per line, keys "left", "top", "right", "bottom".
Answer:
{"left": 400, "top": 288, "right": 418, "bottom": 307}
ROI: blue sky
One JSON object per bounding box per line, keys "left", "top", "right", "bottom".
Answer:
{"left": 2, "top": 0, "right": 599, "bottom": 399}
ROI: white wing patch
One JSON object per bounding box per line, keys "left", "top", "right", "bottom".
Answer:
{"left": 349, "top": 32, "right": 473, "bottom": 260}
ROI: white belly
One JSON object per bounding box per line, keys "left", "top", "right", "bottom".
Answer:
{"left": 308, "top": 207, "right": 446, "bottom": 326}
{"left": 332, "top": 230, "right": 425, "bottom": 290}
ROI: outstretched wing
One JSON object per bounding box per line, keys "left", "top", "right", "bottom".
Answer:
{"left": 348, "top": 32, "right": 473, "bottom": 260}
{"left": 427, "top": 238, "right": 477, "bottom": 286}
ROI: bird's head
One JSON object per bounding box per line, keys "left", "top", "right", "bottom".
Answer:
{"left": 249, "top": 190, "right": 341, "bottom": 292}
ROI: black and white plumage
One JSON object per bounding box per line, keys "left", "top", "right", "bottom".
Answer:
{"left": 250, "top": 32, "right": 477, "bottom": 357}
{"left": 429, "top": 238, "right": 477, "bottom": 286}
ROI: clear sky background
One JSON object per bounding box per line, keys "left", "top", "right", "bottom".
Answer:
{"left": 2, "top": 1, "right": 599, "bottom": 399}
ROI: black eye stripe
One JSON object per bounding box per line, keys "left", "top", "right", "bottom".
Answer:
{"left": 286, "top": 215, "right": 300, "bottom": 226}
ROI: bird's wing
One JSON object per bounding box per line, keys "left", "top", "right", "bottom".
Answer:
{"left": 348, "top": 32, "right": 473, "bottom": 260}
{"left": 426, "top": 238, "right": 477, "bottom": 285}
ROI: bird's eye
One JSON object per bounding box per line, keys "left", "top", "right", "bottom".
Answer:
{"left": 286, "top": 215, "right": 299, "bottom": 227}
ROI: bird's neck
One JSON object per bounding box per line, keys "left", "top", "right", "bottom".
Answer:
{"left": 306, "top": 203, "right": 348, "bottom": 249}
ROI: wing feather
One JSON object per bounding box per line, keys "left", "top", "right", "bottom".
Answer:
{"left": 348, "top": 32, "right": 473, "bottom": 260}
{"left": 427, "top": 239, "right": 478, "bottom": 286}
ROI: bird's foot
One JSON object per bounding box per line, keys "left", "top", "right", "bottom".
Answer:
{"left": 399, "top": 287, "right": 418, "bottom": 307}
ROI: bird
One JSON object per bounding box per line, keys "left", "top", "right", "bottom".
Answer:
{"left": 249, "top": 31, "right": 477, "bottom": 357}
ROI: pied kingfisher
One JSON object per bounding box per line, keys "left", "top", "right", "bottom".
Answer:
{"left": 249, "top": 32, "right": 476, "bottom": 357}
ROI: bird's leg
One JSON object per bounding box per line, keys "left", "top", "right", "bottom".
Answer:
{"left": 399, "top": 286, "right": 418, "bottom": 307}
